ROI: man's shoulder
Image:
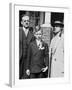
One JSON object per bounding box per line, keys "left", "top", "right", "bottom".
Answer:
{"left": 19, "top": 27, "right": 23, "bottom": 31}
{"left": 29, "top": 27, "right": 33, "bottom": 32}
{"left": 29, "top": 30, "right": 35, "bottom": 41}
{"left": 19, "top": 27, "right": 23, "bottom": 36}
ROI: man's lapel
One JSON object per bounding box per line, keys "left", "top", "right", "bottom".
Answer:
{"left": 22, "top": 28, "right": 27, "bottom": 39}
{"left": 27, "top": 30, "right": 33, "bottom": 44}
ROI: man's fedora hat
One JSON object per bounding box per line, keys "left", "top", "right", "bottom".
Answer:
{"left": 53, "top": 21, "right": 64, "bottom": 27}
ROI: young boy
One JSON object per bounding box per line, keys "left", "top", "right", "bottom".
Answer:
{"left": 26, "top": 26, "right": 49, "bottom": 78}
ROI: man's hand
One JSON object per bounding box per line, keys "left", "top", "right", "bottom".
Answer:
{"left": 41, "top": 66, "right": 48, "bottom": 72}
{"left": 26, "top": 69, "right": 30, "bottom": 76}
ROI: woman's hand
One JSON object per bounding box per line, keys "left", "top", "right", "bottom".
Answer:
{"left": 41, "top": 66, "right": 48, "bottom": 72}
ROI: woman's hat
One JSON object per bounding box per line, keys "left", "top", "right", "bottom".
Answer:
{"left": 53, "top": 21, "right": 64, "bottom": 27}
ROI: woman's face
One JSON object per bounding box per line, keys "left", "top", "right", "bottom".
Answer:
{"left": 54, "top": 26, "right": 61, "bottom": 33}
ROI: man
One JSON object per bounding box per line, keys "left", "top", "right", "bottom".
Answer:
{"left": 49, "top": 21, "right": 64, "bottom": 77}
{"left": 26, "top": 27, "right": 49, "bottom": 78}
{"left": 19, "top": 14, "right": 34, "bottom": 79}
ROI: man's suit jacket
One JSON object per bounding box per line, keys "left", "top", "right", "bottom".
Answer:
{"left": 26, "top": 40, "right": 49, "bottom": 73}
{"left": 19, "top": 27, "right": 34, "bottom": 79}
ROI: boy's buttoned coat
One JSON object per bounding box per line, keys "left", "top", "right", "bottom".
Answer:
{"left": 26, "top": 40, "right": 49, "bottom": 74}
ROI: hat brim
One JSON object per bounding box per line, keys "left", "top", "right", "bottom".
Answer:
{"left": 53, "top": 23, "right": 64, "bottom": 27}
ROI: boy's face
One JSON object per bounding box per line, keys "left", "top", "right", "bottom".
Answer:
{"left": 34, "top": 30, "right": 42, "bottom": 40}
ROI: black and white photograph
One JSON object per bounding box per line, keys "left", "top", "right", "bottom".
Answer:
{"left": 0, "top": 0, "right": 72, "bottom": 89}
{"left": 9, "top": 4, "right": 69, "bottom": 87}
{"left": 19, "top": 10, "right": 64, "bottom": 79}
